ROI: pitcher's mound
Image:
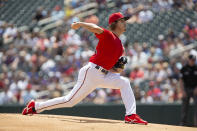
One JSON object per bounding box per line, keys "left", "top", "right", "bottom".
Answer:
{"left": 0, "top": 113, "right": 196, "bottom": 131}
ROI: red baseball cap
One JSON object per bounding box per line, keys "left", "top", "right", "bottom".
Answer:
{"left": 108, "top": 12, "right": 130, "bottom": 25}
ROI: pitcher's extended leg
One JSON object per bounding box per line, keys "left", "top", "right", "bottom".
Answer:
{"left": 35, "top": 66, "right": 96, "bottom": 113}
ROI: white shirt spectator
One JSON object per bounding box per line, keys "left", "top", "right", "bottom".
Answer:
{"left": 67, "top": 16, "right": 80, "bottom": 25}
{"left": 10, "top": 82, "right": 18, "bottom": 95}
{"left": 131, "top": 51, "right": 148, "bottom": 68}
{"left": 67, "top": 29, "right": 82, "bottom": 45}
{"left": 158, "top": 0, "right": 172, "bottom": 10}
{"left": 22, "top": 90, "right": 37, "bottom": 104}
{"left": 17, "top": 80, "right": 28, "bottom": 90}
{"left": 139, "top": 10, "right": 154, "bottom": 23}
{"left": 0, "top": 89, "right": 14, "bottom": 105}
{"left": 51, "top": 6, "right": 65, "bottom": 21}
{"left": 121, "top": 4, "right": 133, "bottom": 14}
{"left": 141, "top": 94, "right": 154, "bottom": 103}
{"left": 41, "top": 59, "right": 56, "bottom": 72}
{"left": 119, "top": 34, "right": 127, "bottom": 45}
{"left": 3, "top": 26, "right": 17, "bottom": 38}
{"left": 156, "top": 68, "right": 168, "bottom": 82}
{"left": 161, "top": 84, "right": 173, "bottom": 102}
{"left": 81, "top": 48, "right": 94, "bottom": 60}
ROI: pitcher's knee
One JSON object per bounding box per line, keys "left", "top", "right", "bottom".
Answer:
{"left": 67, "top": 98, "right": 82, "bottom": 107}
{"left": 66, "top": 101, "right": 77, "bottom": 107}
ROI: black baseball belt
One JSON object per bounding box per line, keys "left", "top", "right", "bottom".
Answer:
{"left": 95, "top": 65, "right": 108, "bottom": 75}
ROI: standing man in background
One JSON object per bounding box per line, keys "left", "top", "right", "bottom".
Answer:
{"left": 22, "top": 12, "right": 148, "bottom": 125}
{"left": 180, "top": 50, "right": 197, "bottom": 127}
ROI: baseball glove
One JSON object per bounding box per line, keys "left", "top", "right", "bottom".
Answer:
{"left": 111, "top": 56, "right": 128, "bottom": 73}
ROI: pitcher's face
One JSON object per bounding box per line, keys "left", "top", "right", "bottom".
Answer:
{"left": 117, "top": 19, "right": 126, "bottom": 33}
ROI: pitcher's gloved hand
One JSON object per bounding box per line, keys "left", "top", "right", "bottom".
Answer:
{"left": 111, "top": 56, "right": 128, "bottom": 73}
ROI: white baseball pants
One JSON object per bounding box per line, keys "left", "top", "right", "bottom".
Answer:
{"left": 35, "top": 62, "right": 136, "bottom": 115}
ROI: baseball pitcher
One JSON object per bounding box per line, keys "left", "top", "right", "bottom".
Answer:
{"left": 22, "top": 12, "right": 148, "bottom": 125}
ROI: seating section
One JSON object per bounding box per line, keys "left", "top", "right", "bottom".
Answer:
{"left": 0, "top": 0, "right": 64, "bottom": 26}
{"left": 0, "top": 1, "right": 196, "bottom": 43}
{"left": 96, "top": 8, "right": 196, "bottom": 43}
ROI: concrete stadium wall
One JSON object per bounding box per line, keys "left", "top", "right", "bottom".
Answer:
{"left": 0, "top": 103, "right": 194, "bottom": 127}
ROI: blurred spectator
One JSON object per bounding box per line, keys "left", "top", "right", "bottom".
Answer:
{"left": 130, "top": 66, "right": 144, "bottom": 83}
{"left": 0, "top": 87, "right": 14, "bottom": 105}
{"left": 155, "top": 63, "right": 168, "bottom": 83}
{"left": 161, "top": 84, "right": 174, "bottom": 102}
{"left": 167, "top": 28, "right": 176, "bottom": 40}
{"left": 133, "top": 83, "right": 141, "bottom": 101}
{"left": 93, "top": 89, "right": 107, "bottom": 104}
{"left": 184, "top": 22, "right": 197, "bottom": 40}
{"left": 147, "top": 81, "right": 161, "bottom": 101}
{"left": 147, "top": 46, "right": 163, "bottom": 63}
{"left": 115, "top": 0, "right": 123, "bottom": 8}
{"left": 140, "top": 91, "right": 154, "bottom": 103}
{"left": 138, "top": 8, "right": 154, "bottom": 23}
{"left": 130, "top": 45, "right": 148, "bottom": 68}
{"left": 124, "top": 4, "right": 145, "bottom": 24}
{"left": 185, "top": 0, "right": 195, "bottom": 9}
{"left": 152, "top": 0, "right": 162, "bottom": 12}
{"left": 172, "top": 0, "right": 183, "bottom": 9}
{"left": 157, "top": 0, "right": 173, "bottom": 11}
{"left": 65, "top": 5, "right": 74, "bottom": 18}
{"left": 106, "top": 89, "right": 121, "bottom": 103}
{"left": 66, "top": 29, "right": 82, "bottom": 45}
{"left": 144, "top": 64, "right": 157, "bottom": 81}
{"left": 33, "top": 7, "right": 47, "bottom": 21}
{"left": 3, "top": 24, "right": 17, "bottom": 44}
{"left": 96, "top": 0, "right": 107, "bottom": 10}
{"left": 51, "top": 5, "right": 65, "bottom": 21}
{"left": 22, "top": 84, "right": 37, "bottom": 104}
{"left": 84, "top": 15, "right": 99, "bottom": 25}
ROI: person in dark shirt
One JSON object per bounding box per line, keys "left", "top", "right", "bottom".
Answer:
{"left": 179, "top": 50, "right": 197, "bottom": 127}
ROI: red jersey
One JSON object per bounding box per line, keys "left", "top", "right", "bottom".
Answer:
{"left": 89, "top": 28, "right": 124, "bottom": 70}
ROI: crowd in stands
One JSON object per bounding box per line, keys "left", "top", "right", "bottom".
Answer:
{"left": 0, "top": 0, "right": 197, "bottom": 105}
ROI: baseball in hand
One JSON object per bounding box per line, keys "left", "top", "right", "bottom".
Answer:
{"left": 71, "top": 22, "right": 81, "bottom": 30}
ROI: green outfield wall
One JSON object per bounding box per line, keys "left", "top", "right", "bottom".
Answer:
{"left": 0, "top": 103, "right": 195, "bottom": 127}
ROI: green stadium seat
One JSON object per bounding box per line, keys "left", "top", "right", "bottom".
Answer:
{"left": 0, "top": 0, "right": 64, "bottom": 26}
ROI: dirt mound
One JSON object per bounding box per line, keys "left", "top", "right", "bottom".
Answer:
{"left": 0, "top": 113, "right": 196, "bottom": 131}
